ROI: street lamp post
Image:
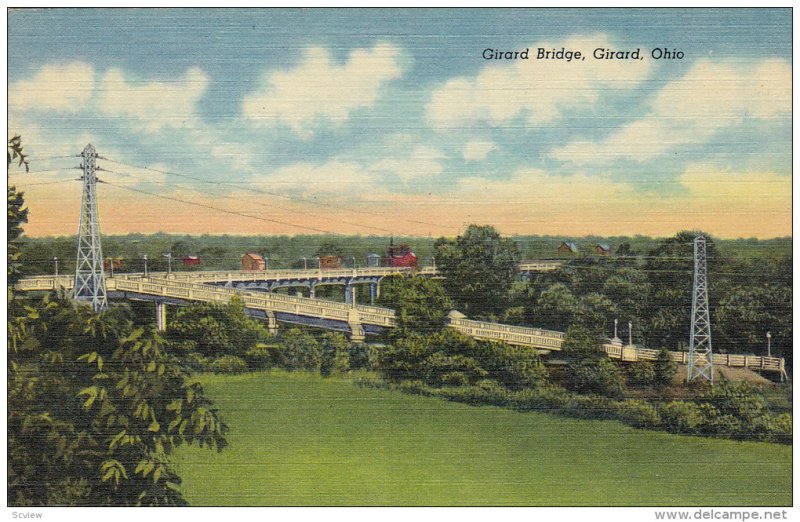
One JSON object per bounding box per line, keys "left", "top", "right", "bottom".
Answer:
{"left": 143, "top": 254, "right": 148, "bottom": 277}
{"left": 766, "top": 331, "right": 772, "bottom": 358}
{"left": 53, "top": 256, "right": 58, "bottom": 276}
{"left": 628, "top": 321, "right": 633, "bottom": 347}
{"left": 107, "top": 257, "right": 114, "bottom": 277}
{"left": 302, "top": 257, "right": 308, "bottom": 270}
{"left": 163, "top": 253, "right": 172, "bottom": 275}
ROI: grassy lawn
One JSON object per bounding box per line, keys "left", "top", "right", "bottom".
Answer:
{"left": 172, "top": 371, "right": 791, "bottom": 506}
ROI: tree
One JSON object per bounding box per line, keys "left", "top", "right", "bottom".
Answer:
{"left": 319, "top": 332, "right": 351, "bottom": 376}
{"left": 8, "top": 136, "right": 29, "bottom": 288}
{"left": 8, "top": 296, "right": 227, "bottom": 505}
{"left": 378, "top": 275, "right": 452, "bottom": 334}
{"left": 533, "top": 283, "right": 577, "bottom": 331}
{"left": 166, "top": 297, "right": 272, "bottom": 358}
{"left": 434, "top": 224, "right": 520, "bottom": 317}
{"left": 315, "top": 241, "right": 343, "bottom": 258}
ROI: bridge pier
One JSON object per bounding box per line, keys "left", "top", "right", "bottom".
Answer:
{"left": 369, "top": 282, "right": 379, "bottom": 305}
{"left": 309, "top": 282, "right": 316, "bottom": 299}
{"left": 265, "top": 311, "right": 278, "bottom": 336}
{"left": 156, "top": 302, "right": 167, "bottom": 331}
{"left": 344, "top": 283, "right": 356, "bottom": 306}
{"left": 347, "top": 308, "right": 365, "bottom": 343}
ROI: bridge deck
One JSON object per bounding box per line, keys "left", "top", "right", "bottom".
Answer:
{"left": 16, "top": 274, "right": 786, "bottom": 376}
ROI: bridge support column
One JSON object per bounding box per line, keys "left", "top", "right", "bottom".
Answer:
{"left": 156, "top": 302, "right": 167, "bottom": 331}
{"left": 347, "top": 309, "right": 365, "bottom": 343}
{"left": 265, "top": 311, "right": 278, "bottom": 336}
{"left": 309, "top": 282, "right": 316, "bottom": 299}
{"left": 344, "top": 283, "right": 356, "bottom": 306}
{"left": 369, "top": 282, "right": 378, "bottom": 305}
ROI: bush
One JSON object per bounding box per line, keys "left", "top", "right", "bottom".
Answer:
{"left": 348, "top": 343, "right": 371, "bottom": 370}
{"left": 275, "top": 328, "right": 322, "bottom": 371}
{"left": 243, "top": 343, "right": 278, "bottom": 370}
{"left": 319, "top": 333, "right": 351, "bottom": 376}
{"left": 421, "top": 353, "right": 487, "bottom": 386}
{"left": 209, "top": 355, "right": 248, "bottom": 374}
{"left": 614, "top": 400, "right": 661, "bottom": 428}
{"left": 625, "top": 361, "right": 657, "bottom": 387}
{"left": 654, "top": 348, "right": 677, "bottom": 386}
{"left": 569, "top": 358, "right": 625, "bottom": 398}
{"left": 182, "top": 352, "right": 211, "bottom": 372}
{"left": 659, "top": 401, "right": 707, "bottom": 434}
{"left": 708, "top": 381, "right": 767, "bottom": 425}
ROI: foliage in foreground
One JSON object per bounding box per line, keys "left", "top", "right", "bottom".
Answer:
{"left": 8, "top": 296, "right": 228, "bottom": 506}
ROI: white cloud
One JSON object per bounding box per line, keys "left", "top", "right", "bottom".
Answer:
{"left": 370, "top": 145, "right": 445, "bottom": 182}
{"left": 426, "top": 34, "right": 651, "bottom": 129}
{"left": 10, "top": 62, "right": 95, "bottom": 112}
{"left": 242, "top": 43, "right": 404, "bottom": 138}
{"left": 256, "top": 160, "right": 377, "bottom": 196}
{"left": 549, "top": 59, "right": 791, "bottom": 165}
{"left": 463, "top": 140, "right": 496, "bottom": 162}
{"left": 97, "top": 67, "right": 209, "bottom": 133}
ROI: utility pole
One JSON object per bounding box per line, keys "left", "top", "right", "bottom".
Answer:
{"left": 688, "top": 235, "right": 713, "bottom": 384}
{"left": 143, "top": 254, "right": 148, "bottom": 277}
{"left": 53, "top": 256, "right": 58, "bottom": 276}
{"left": 73, "top": 144, "right": 108, "bottom": 311}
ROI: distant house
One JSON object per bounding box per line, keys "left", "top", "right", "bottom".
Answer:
{"left": 241, "top": 252, "right": 266, "bottom": 271}
{"left": 366, "top": 253, "right": 381, "bottom": 267}
{"left": 595, "top": 244, "right": 612, "bottom": 256}
{"left": 182, "top": 255, "right": 201, "bottom": 267}
{"left": 558, "top": 241, "right": 578, "bottom": 254}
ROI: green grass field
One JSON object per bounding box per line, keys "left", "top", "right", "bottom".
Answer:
{"left": 172, "top": 371, "right": 791, "bottom": 506}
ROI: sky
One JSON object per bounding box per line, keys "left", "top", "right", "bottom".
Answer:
{"left": 7, "top": 8, "right": 792, "bottom": 238}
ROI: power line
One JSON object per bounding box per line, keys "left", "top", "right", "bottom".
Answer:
{"left": 101, "top": 166, "right": 397, "bottom": 235}
{"left": 100, "top": 156, "right": 459, "bottom": 233}
{"left": 101, "top": 180, "right": 347, "bottom": 235}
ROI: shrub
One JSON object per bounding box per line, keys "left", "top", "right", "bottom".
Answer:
{"left": 319, "top": 333, "right": 351, "bottom": 376}
{"left": 569, "top": 358, "right": 625, "bottom": 398}
{"left": 209, "top": 355, "right": 248, "bottom": 374}
{"left": 182, "top": 352, "right": 211, "bottom": 372}
{"left": 659, "top": 401, "right": 707, "bottom": 434}
{"left": 348, "top": 343, "right": 371, "bottom": 370}
{"left": 614, "top": 400, "right": 661, "bottom": 429}
{"left": 625, "top": 361, "right": 656, "bottom": 387}
{"left": 243, "top": 343, "right": 278, "bottom": 370}
{"left": 654, "top": 348, "right": 677, "bottom": 386}
{"left": 420, "top": 352, "right": 487, "bottom": 386}
{"left": 275, "top": 328, "right": 322, "bottom": 371}
{"left": 708, "top": 381, "right": 767, "bottom": 425}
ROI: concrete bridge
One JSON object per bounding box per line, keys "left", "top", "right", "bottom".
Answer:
{"left": 17, "top": 274, "right": 787, "bottom": 379}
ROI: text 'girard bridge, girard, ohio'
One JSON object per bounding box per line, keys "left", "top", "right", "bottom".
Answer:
{"left": 16, "top": 145, "right": 788, "bottom": 382}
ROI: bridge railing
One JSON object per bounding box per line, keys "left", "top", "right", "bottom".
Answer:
{"left": 109, "top": 277, "right": 397, "bottom": 327}
{"left": 149, "top": 266, "right": 432, "bottom": 283}
{"left": 447, "top": 317, "right": 565, "bottom": 350}
{"left": 516, "top": 261, "right": 564, "bottom": 272}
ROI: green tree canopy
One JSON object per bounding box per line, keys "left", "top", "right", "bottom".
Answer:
{"left": 434, "top": 224, "right": 520, "bottom": 318}
{"left": 378, "top": 275, "right": 452, "bottom": 334}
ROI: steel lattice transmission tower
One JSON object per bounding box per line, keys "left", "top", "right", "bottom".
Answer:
{"left": 687, "top": 235, "right": 713, "bottom": 383}
{"left": 73, "top": 144, "right": 108, "bottom": 311}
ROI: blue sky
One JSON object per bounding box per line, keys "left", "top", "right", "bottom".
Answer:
{"left": 8, "top": 8, "right": 792, "bottom": 238}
